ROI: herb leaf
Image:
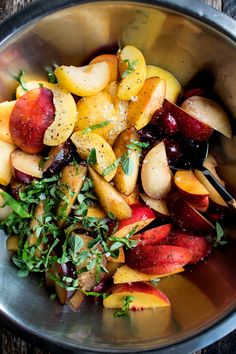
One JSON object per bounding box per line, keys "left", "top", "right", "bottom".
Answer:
{"left": 122, "top": 60, "right": 138, "bottom": 79}
{"left": 215, "top": 222, "right": 227, "bottom": 246}
{"left": 0, "top": 191, "right": 30, "bottom": 218}
{"left": 87, "top": 148, "right": 97, "bottom": 165}
{"left": 114, "top": 295, "right": 135, "bottom": 317}
{"left": 45, "top": 66, "right": 57, "bottom": 84}
{"left": 102, "top": 158, "right": 120, "bottom": 176}
{"left": 13, "top": 70, "right": 28, "bottom": 91}
{"left": 126, "top": 140, "right": 149, "bottom": 152}
{"left": 121, "top": 153, "right": 134, "bottom": 176}
{"left": 82, "top": 121, "right": 110, "bottom": 135}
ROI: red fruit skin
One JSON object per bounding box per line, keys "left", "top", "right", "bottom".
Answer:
{"left": 117, "top": 203, "right": 156, "bottom": 230}
{"left": 126, "top": 244, "right": 192, "bottom": 274}
{"left": 13, "top": 168, "right": 34, "bottom": 184}
{"left": 182, "top": 88, "right": 205, "bottom": 102}
{"left": 166, "top": 191, "right": 214, "bottom": 234}
{"left": 176, "top": 189, "right": 209, "bottom": 213}
{"left": 170, "top": 230, "right": 212, "bottom": 264}
{"left": 132, "top": 224, "right": 172, "bottom": 246}
{"left": 10, "top": 87, "right": 55, "bottom": 154}
{"left": 163, "top": 100, "right": 213, "bottom": 141}
{"left": 111, "top": 282, "right": 170, "bottom": 305}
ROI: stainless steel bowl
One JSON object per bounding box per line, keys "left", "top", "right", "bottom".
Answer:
{"left": 0, "top": 1, "right": 236, "bottom": 353}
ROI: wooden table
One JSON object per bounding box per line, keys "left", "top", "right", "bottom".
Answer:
{"left": 0, "top": 0, "right": 236, "bottom": 353}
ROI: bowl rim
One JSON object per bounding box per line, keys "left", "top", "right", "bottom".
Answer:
{"left": 0, "top": 0, "right": 236, "bottom": 353}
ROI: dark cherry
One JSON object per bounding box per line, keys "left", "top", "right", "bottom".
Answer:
{"left": 163, "top": 138, "right": 182, "bottom": 163}
{"left": 161, "top": 111, "right": 178, "bottom": 135}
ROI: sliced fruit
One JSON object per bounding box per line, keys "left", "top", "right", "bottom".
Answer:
{"left": 103, "top": 282, "right": 170, "bottom": 309}
{"left": 88, "top": 166, "right": 132, "bottom": 220}
{"left": 68, "top": 289, "right": 85, "bottom": 310}
{"left": 132, "top": 224, "right": 172, "bottom": 246}
{"left": 43, "top": 85, "right": 77, "bottom": 146}
{"left": 181, "top": 96, "right": 232, "bottom": 139}
{"left": 57, "top": 164, "right": 87, "bottom": 226}
{"left": 0, "top": 139, "right": 16, "bottom": 185}
{"left": 195, "top": 170, "right": 227, "bottom": 207}
{"left": 16, "top": 80, "right": 54, "bottom": 98}
{"left": 107, "top": 247, "right": 125, "bottom": 263}
{"left": 0, "top": 188, "right": 13, "bottom": 220}
{"left": 141, "top": 141, "right": 172, "bottom": 199}
{"left": 163, "top": 100, "right": 213, "bottom": 141}
{"left": 28, "top": 202, "right": 45, "bottom": 258}
{"left": 113, "top": 203, "right": 156, "bottom": 238}
{"left": 127, "top": 77, "right": 166, "bottom": 130}
{"left": 9, "top": 87, "right": 55, "bottom": 154}
{"left": 203, "top": 154, "right": 225, "bottom": 185}
{"left": 126, "top": 244, "right": 192, "bottom": 274}
{"left": 0, "top": 100, "right": 16, "bottom": 143}
{"left": 113, "top": 127, "right": 140, "bottom": 196}
{"left": 71, "top": 131, "right": 117, "bottom": 182}
{"left": 90, "top": 54, "right": 118, "bottom": 83}
{"left": 55, "top": 62, "right": 110, "bottom": 96}
{"left": 121, "top": 185, "right": 140, "bottom": 206}
{"left": 140, "top": 193, "right": 169, "bottom": 216}
{"left": 6, "top": 235, "right": 19, "bottom": 252}
{"left": 118, "top": 45, "right": 146, "bottom": 100}
{"left": 146, "top": 64, "right": 181, "bottom": 103}
{"left": 74, "top": 92, "right": 118, "bottom": 145}
{"left": 170, "top": 230, "right": 212, "bottom": 264}
{"left": 166, "top": 191, "right": 215, "bottom": 234}
{"left": 11, "top": 149, "right": 43, "bottom": 183}
{"left": 41, "top": 141, "right": 73, "bottom": 175}
{"left": 87, "top": 205, "right": 106, "bottom": 219}
{"left": 113, "top": 264, "right": 184, "bottom": 284}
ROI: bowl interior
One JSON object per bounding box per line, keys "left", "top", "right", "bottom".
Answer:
{"left": 0, "top": 1, "right": 236, "bottom": 353}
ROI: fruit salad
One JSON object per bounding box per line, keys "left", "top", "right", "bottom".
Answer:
{"left": 0, "top": 45, "right": 231, "bottom": 315}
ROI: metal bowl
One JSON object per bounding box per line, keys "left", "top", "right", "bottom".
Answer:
{"left": 0, "top": 1, "right": 236, "bottom": 353}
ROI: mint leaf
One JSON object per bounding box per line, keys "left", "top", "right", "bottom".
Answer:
{"left": 82, "top": 120, "right": 110, "bottom": 135}
{"left": 114, "top": 295, "right": 135, "bottom": 317}
{"left": 87, "top": 148, "right": 97, "bottom": 165}
{"left": 13, "top": 70, "right": 28, "bottom": 91}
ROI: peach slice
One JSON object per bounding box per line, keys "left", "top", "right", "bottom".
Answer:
{"left": 103, "top": 282, "right": 170, "bottom": 309}
{"left": 57, "top": 164, "right": 87, "bottom": 225}
{"left": 87, "top": 205, "right": 106, "bottom": 219}
{"left": 88, "top": 167, "right": 132, "bottom": 221}
{"left": 181, "top": 96, "right": 232, "bottom": 139}
{"left": 195, "top": 169, "right": 227, "bottom": 208}
{"left": 0, "top": 188, "right": 13, "bottom": 220}
{"left": 9, "top": 87, "right": 55, "bottom": 154}
{"left": 140, "top": 193, "right": 169, "bottom": 217}
{"left": 170, "top": 230, "right": 212, "bottom": 264}
{"left": 113, "top": 127, "right": 140, "bottom": 196}
{"left": 132, "top": 224, "right": 172, "bottom": 246}
{"left": 28, "top": 201, "right": 45, "bottom": 258}
{"left": 90, "top": 54, "right": 118, "bottom": 83}
{"left": 166, "top": 191, "right": 215, "bottom": 234}
{"left": 113, "top": 203, "right": 156, "bottom": 238}
{"left": 127, "top": 77, "right": 166, "bottom": 130}
{"left": 141, "top": 141, "right": 172, "bottom": 199}
{"left": 6, "top": 235, "right": 19, "bottom": 252}
{"left": 43, "top": 85, "right": 77, "bottom": 146}
{"left": 121, "top": 185, "right": 140, "bottom": 206}
{"left": 0, "top": 139, "right": 16, "bottom": 185}
{"left": 163, "top": 100, "right": 213, "bottom": 141}
{"left": 11, "top": 149, "right": 43, "bottom": 180}
{"left": 55, "top": 62, "right": 110, "bottom": 97}
{"left": 71, "top": 131, "right": 117, "bottom": 182}
{"left": 68, "top": 289, "right": 85, "bottom": 310}
{"left": 16, "top": 80, "right": 54, "bottom": 98}
{"left": 0, "top": 100, "right": 15, "bottom": 144}
{"left": 126, "top": 244, "right": 192, "bottom": 275}
{"left": 118, "top": 45, "right": 146, "bottom": 100}
{"left": 74, "top": 92, "right": 118, "bottom": 145}
{"left": 146, "top": 65, "right": 181, "bottom": 103}
{"left": 113, "top": 264, "right": 184, "bottom": 284}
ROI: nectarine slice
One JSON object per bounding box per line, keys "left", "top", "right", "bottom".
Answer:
{"left": 140, "top": 193, "right": 169, "bottom": 216}
{"left": 103, "top": 282, "right": 170, "bottom": 309}
{"left": 113, "top": 203, "right": 156, "bottom": 238}
{"left": 0, "top": 139, "right": 16, "bottom": 185}
{"left": 71, "top": 131, "right": 117, "bottom": 182}
{"left": 132, "top": 224, "right": 172, "bottom": 246}
{"left": 118, "top": 45, "right": 146, "bottom": 100}
{"left": 181, "top": 96, "right": 232, "bottom": 139}
{"left": 6, "top": 235, "right": 19, "bottom": 252}
{"left": 55, "top": 62, "right": 110, "bottom": 96}
{"left": 88, "top": 167, "right": 132, "bottom": 221}
{"left": 146, "top": 65, "right": 181, "bottom": 103}
{"left": 69, "top": 289, "right": 85, "bottom": 310}
{"left": 0, "top": 100, "right": 16, "bottom": 144}
{"left": 43, "top": 85, "right": 77, "bottom": 146}
{"left": 90, "top": 54, "right": 118, "bottom": 83}
{"left": 113, "top": 265, "right": 184, "bottom": 284}
{"left": 11, "top": 149, "right": 43, "bottom": 179}
{"left": 141, "top": 141, "right": 172, "bottom": 199}
{"left": 9, "top": 87, "right": 55, "bottom": 154}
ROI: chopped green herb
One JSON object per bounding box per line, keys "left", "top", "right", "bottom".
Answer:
{"left": 39, "top": 83, "right": 44, "bottom": 88}
{"left": 215, "top": 222, "right": 228, "bottom": 247}
{"left": 82, "top": 120, "right": 110, "bottom": 135}
{"left": 102, "top": 158, "right": 120, "bottom": 176}
{"left": 151, "top": 278, "right": 160, "bottom": 286}
{"left": 122, "top": 60, "right": 138, "bottom": 79}
{"left": 121, "top": 153, "right": 134, "bottom": 176}
{"left": 107, "top": 212, "right": 116, "bottom": 220}
{"left": 45, "top": 66, "right": 58, "bottom": 84}
{"left": 0, "top": 191, "right": 30, "bottom": 218}
{"left": 83, "top": 290, "right": 108, "bottom": 298}
{"left": 114, "top": 295, "right": 135, "bottom": 317}
{"left": 108, "top": 226, "right": 138, "bottom": 251}
{"left": 13, "top": 69, "right": 28, "bottom": 91}
{"left": 87, "top": 148, "right": 97, "bottom": 165}
{"left": 126, "top": 140, "right": 149, "bottom": 152}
